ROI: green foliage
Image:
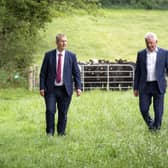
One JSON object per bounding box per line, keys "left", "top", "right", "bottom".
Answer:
{"left": 100, "top": 0, "right": 168, "bottom": 9}
{"left": 0, "top": 0, "right": 99, "bottom": 88}
{"left": 0, "top": 0, "right": 52, "bottom": 81}
{"left": 51, "top": 0, "right": 101, "bottom": 17}
{"left": 1, "top": 89, "right": 168, "bottom": 167}
{"left": 0, "top": 0, "right": 54, "bottom": 88}
{"left": 0, "top": 67, "right": 28, "bottom": 88}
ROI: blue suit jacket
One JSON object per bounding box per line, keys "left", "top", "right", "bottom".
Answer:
{"left": 40, "top": 49, "right": 81, "bottom": 96}
{"left": 134, "top": 48, "right": 168, "bottom": 94}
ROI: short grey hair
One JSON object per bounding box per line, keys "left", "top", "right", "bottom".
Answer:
{"left": 144, "top": 32, "right": 158, "bottom": 41}
{"left": 56, "top": 33, "right": 66, "bottom": 43}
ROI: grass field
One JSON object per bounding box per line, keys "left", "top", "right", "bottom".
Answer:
{"left": 36, "top": 9, "right": 168, "bottom": 64}
{"left": 2, "top": 9, "right": 168, "bottom": 168}
{"left": 1, "top": 88, "right": 168, "bottom": 168}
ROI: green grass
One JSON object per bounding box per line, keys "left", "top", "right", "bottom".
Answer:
{"left": 1, "top": 88, "right": 168, "bottom": 168}
{"left": 2, "top": 9, "right": 168, "bottom": 168}
{"left": 36, "top": 9, "right": 168, "bottom": 64}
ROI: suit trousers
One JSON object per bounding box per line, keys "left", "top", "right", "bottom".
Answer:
{"left": 44, "top": 86, "right": 71, "bottom": 135}
{"left": 139, "top": 81, "right": 164, "bottom": 129}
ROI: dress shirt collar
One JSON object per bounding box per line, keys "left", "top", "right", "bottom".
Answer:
{"left": 57, "top": 49, "right": 65, "bottom": 56}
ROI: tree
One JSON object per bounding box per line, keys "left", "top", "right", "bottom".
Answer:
{"left": 0, "top": 0, "right": 100, "bottom": 87}
{"left": 0, "top": 0, "right": 53, "bottom": 86}
{"left": 0, "top": 0, "right": 100, "bottom": 69}
{"left": 0, "top": 0, "right": 52, "bottom": 69}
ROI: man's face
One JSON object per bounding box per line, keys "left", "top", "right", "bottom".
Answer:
{"left": 145, "top": 37, "right": 157, "bottom": 52}
{"left": 56, "top": 36, "right": 67, "bottom": 51}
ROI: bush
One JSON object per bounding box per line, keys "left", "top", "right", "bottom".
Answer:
{"left": 0, "top": 0, "right": 100, "bottom": 88}
{"left": 0, "top": 67, "right": 28, "bottom": 88}
{"left": 100, "top": 0, "right": 168, "bottom": 9}
{"left": 0, "top": 0, "right": 52, "bottom": 68}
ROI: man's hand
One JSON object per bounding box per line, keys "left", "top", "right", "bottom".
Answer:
{"left": 40, "top": 89, "right": 45, "bottom": 97}
{"left": 134, "top": 90, "right": 139, "bottom": 97}
{"left": 76, "top": 89, "right": 82, "bottom": 97}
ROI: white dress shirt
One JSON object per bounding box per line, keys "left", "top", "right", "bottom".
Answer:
{"left": 55, "top": 50, "right": 65, "bottom": 86}
{"left": 146, "top": 48, "right": 158, "bottom": 82}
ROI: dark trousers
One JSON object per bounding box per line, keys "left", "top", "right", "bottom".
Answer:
{"left": 44, "top": 86, "right": 71, "bottom": 135}
{"left": 139, "top": 81, "right": 164, "bottom": 130}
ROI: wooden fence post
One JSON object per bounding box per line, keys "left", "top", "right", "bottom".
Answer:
{"left": 34, "top": 65, "right": 39, "bottom": 89}
{"left": 28, "top": 66, "right": 33, "bottom": 91}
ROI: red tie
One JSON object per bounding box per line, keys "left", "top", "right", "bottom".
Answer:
{"left": 56, "top": 53, "right": 62, "bottom": 83}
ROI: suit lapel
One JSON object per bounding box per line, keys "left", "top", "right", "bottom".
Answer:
{"left": 156, "top": 48, "right": 161, "bottom": 70}
{"left": 63, "top": 51, "right": 68, "bottom": 75}
{"left": 52, "top": 49, "right": 56, "bottom": 74}
{"left": 156, "top": 49, "right": 160, "bottom": 65}
{"left": 143, "top": 50, "right": 147, "bottom": 73}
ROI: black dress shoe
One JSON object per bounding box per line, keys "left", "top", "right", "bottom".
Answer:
{"left": 148, "top": 124, "right": 155, "bottom": 130}
{"left": 149, "top": 123, "right": 161, "bottom": 131}
{"left": 149, "top": 126, "right": 161, "bottom": 132}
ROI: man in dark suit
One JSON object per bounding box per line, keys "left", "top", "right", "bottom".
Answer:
{"left": 40, "top": 33, "right": 81, "bottom": 136}
{"left": 134, "top": 32, "right": 168, "bottom": 131}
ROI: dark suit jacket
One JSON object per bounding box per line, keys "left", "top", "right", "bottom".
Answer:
{"left": 134, "top": 48, "right": 168, "bottom": 94}
{"left": 40, "top": 49, "right": 81, "bottom": 96}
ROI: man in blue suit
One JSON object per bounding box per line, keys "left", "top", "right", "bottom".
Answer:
{"left": 134, "top": 32, "right": 168, "bottom": 131}
{"left": 40, "top": 33, "right": 81, "bottom": 136}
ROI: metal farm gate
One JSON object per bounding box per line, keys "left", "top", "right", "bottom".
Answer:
{"left": 28, "top": 64, "right": 135, "bottom": 91}
{"left": 79, "top": 64, "right": 135, "bottom": 91}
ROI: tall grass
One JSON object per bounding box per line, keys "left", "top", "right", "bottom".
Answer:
{"left": 2, "top": 9, "right": 168, "bottom": 168}
{"left": 37, "top": 9, "right": 168, "bottom": 64}
{"left": 1, "top": 88, "right": 168, "bottom": 168}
